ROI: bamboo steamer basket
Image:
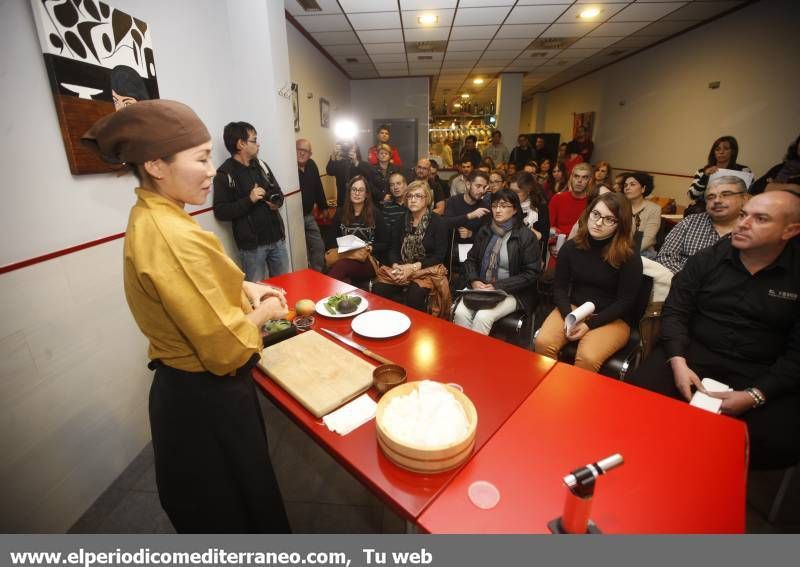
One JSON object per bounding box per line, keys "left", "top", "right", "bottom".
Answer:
{"left": 375, "top": 382, "right": 478, "bottom": 473}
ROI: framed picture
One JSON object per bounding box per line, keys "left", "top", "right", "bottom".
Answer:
{"left": 320, "top": 97, "right": 330, "bottom": 128}
{"left": 30, "top": 0, "right": 159, "bottom": 174}
{"left": 291, "top": 83, "right": 300, "bottom": 132}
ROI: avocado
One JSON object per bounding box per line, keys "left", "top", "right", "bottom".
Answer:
{"left": 336, "top": 297, "right": 360, "bottom": 314}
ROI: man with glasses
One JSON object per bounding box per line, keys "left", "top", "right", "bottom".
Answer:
{"left": 213, "top": 121, "right": 289, "bottom": 282}
{"left": 629, "top": 190, "right": 800, "bottom": 470}
{"left": 656, "top": 176, "right": 748, "bottom": 273}
{"left": 296, "top": 138, "right": 328, "bottom": 272}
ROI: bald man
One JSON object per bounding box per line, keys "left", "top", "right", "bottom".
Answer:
{"left": 297, "top": 138, "right": 328, "bottom": 271}
{"left": 629, "top": 191, "right": 800, "bottom": 469}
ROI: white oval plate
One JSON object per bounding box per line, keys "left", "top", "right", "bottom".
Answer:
{"left": 315, "top": 295, "right": 369, "bottom": 318}
{"left": 351, "top": 310, "right": 411, "bottom": 339}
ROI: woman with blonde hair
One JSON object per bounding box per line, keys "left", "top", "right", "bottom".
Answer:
{"left": 535, "top": 192, "right": 643, "bottom": 371}
{"left": 594, "top": 160, "right": 613, "bottom": 190}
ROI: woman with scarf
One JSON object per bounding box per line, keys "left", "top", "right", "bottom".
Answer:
{"left": 535, "top": 192, "right": 643, "bottom": 372}
{"left": 326, "top": 175, "right": 389, "bottom": 285}
{"left": 80, "top": 101, "right": 289, "bottom": 533}
{"left": 750, "top": 134, "right": 800, "bottom": 194}
{"left": 372, "top": 180, "right": 449, "bottom": 315}
{"left": 454, "top": 188, "right": 542, "bottom": 335}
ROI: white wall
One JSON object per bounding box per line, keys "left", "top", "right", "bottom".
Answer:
{"left": 286, "top": 23, "right": 351, "bottom": 201}
{"left": 350, "top": 77, "right": 430, "bottom": 165}
{"left": 522, "top": 0, "right": 800, "bottom": 204}
{"left": 0, "top": 0, "right": 300, "bottom": 532}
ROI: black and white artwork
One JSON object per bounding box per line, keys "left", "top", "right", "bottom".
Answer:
{"left": 291, "top": 83, "right": 300, "bottom": 132}
{"left": 30, "top": 0, "right": 160, "bottom": 174}
{"left": 320, "top": 97, "right": 329, "bottom": 129}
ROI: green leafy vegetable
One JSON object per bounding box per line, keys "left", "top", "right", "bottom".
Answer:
{"left": 324, "top": 293, "right": 361, "bottom": 314}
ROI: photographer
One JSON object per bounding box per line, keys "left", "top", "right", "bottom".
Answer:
{"left": 213, "top": 121, "right": 289, "bottom": 282}
{"left": 326, "top": 140, "right": 362, "bottom": 207}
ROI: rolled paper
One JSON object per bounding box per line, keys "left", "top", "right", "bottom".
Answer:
{"left": 565, "top": 301, "right": 595, "bottom": 333}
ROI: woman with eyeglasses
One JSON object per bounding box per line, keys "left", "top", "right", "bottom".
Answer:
{"left": 372, "top": 180, "right": 450, "bottom": 315}
{"left": 535, "top": 192, "right": 643, "bottom": 371}
{"left": 454, "top": 188, "right": 542, "bottom": 335}
{"left": 622, "top": 171, "right": 662, "bottom": 257}
{"left": 510, "top": 172, "right": 549, "bottom": 242}
{"left": 327, "top": 175, "right": 389, "bottom": 285}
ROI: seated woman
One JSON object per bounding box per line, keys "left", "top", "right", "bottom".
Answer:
{"left": 327, "top": 175, "right": 389, "bottom": 285}
{"left": 687, "top": 135, "right": 751, "bottom": 209}
{"left": 454, "top": 188, "right": 541, "bottom": 335}
{"left": 594, "top": 160, "right": 613, "bottom": 191}
{"left": 534, "top": 192, "right": 643, "bottom": 372}
{"left": 622, "top": 171, "right": 662, "bottom": 257}
{"left": 510, "top": 171, "right": 550, "bottom": 241}
{"left": 536, "top": 158, "right": 554, "bottom": 200}
{"left": 750, "top": 134, "right": 800, "bottom": 194}
{"left": 372, "top": 180, "right": 449, "bottom": 315}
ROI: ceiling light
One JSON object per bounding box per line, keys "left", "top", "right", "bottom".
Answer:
{"left": 453, "top": 103, "right": 461, "bottom": 109}
{"left": 417, "top": 14, "right": 438, "bottom": 26}
{"left": 472, "top": 78, "right": 484, "bottom": 85}
{"left": 578, "top": 7, "right": 601, "bottom": 19}
{"left": 461, "top": 93, "right": 470, "bottom": 99}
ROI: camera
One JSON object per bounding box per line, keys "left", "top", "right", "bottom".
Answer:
{"left": 267, "top": 192, "right": 281, "bottom": 204}
{"left": 339, "top": 141, "right": 353, "bottom": 156}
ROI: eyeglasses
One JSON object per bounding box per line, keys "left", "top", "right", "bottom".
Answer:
{"left": 706, "top": 190, "right": 745, "bottom": 201}
{"left": 407, "top": 193, "right": 427, "bottom": 201}
{"left": 589, "top": 209, "right": 618, "bottom": 226}
{"left": 491, "top": 202, "right": 514, "bottom": 210}
{"left": 350, "top": 187, "right": 366, "bottom": 194}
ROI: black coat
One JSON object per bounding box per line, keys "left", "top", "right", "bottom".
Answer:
{"left": 463, "top": 224, "right": 542, "bottom": 313}
{"left": 387, "top": 212, "right": 448, "bottom": 268}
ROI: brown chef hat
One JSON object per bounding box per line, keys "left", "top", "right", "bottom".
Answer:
{"left": 81, "top": 99, "right": 210, "bottom": 165}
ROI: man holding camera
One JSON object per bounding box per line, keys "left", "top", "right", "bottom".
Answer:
{"left": 326, "top": 140, "right": 361, "bottom": 207}
{"left": 213, "top": 121, "right": 289, "bottom": 282}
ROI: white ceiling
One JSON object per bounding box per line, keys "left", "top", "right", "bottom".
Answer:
{"left": 285, "top": 0, "right": 750, "bottom": 110}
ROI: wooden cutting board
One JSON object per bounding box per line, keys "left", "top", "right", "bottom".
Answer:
{"left": 257, "top": 330, "right": 375, "bottom": 418}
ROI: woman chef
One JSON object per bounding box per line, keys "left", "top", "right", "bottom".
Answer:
{"left": 82, "top": 100, "right": 290, "bottom": 533}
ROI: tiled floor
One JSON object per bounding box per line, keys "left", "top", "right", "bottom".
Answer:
{"left": 70, "top": 392, "right": 799, "bottom": 534}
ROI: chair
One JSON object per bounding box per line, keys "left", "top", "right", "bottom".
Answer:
{"left": 538, "top": 275, "right": 654, "bottom": 380}
{"left": 451, "top": 295, "right": 536, "bottom": 350}
{"left": 768, "top": 463, "right": 798, "bottom": 524}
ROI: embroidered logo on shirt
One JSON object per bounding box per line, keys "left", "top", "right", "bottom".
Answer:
{"left": 768, "top": 289, "right": 798, "bottom": 301}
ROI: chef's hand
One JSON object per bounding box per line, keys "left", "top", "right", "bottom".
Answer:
{"left": 243, "top": 281, "right": 286, "bottom": 308}
{"left": 246, "top": 296, "right": 288, "bottom": 328}
{"left": 250, "top": 185, "right": 266, "bottom": 203}
{"left": 566, "top": 321, "right": 589, "bottom": 341}
{"left": 670, "top": 356, "right": 704, "bottom": 401}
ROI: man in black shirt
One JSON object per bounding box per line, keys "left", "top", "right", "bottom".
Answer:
{"left": 629, "top": 191, "right": 800, "bottom": 469}
{"left": 213, "top": 121, "right": 288, "bottom": 282}
{"left": 509, "top": 134, "right": 535, "bottom": 171}
{"left": 459, "top": 135, "right": 482, "bottom": 169}
{"left": 381, "top": 171, "right": 408, "bottom": 231}
{"left": 443, "top": 171, "right": 491, "bottom": 288}
{"left": 296, "top": 138, "right": 328, "bottom": 272}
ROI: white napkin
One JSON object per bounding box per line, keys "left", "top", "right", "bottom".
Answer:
{"left": 336, "top": 234, "right": 367, "bottom": 253}
{"left": 565, "top": 301, "right": 595, "bottom": 333}
{"left": 458, "top": 243, "right": 473, "bottom": 262}
{"left": 322, "top": 394, "right": 377, "bottom": 436}
{"left": 690, "top": 378, "right": 732, "bottom": 414}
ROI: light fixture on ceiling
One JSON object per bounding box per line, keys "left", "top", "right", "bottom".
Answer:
{"left": 461, "top": 93, "right": 470, "bottom": 99}
{"left": 453, "top": 103, "right": 462, "bottom": 109}
{"left": 472, "top": 78, "right": 484, "bottom": 85}
{"left": 578, "top": 7, "right": 601, "bottom": 20}
{"left": 417, "top": 14, "right": 438, "bottom": 26}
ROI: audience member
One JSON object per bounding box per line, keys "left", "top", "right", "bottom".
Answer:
{"left": 488, "top": 169, "right": 507, "bottom": 194}
{"left": 551, "top": 161, "right": 568, "bottom": 194}
{"left": 612, "top": 172, "right": 625, "bottom": 193}
{"left": 326, "top": 141, "right": 362, "bottom": 207}
{"left": 443, "top": 170, "right": 491, "bottom": 246}
{"left": 440, "top": 138, "right": 454, "bottom": 168}
{"left": 510, "top": 172, "right": 549, "bottom": 242}
{"left": 594, "top": 161, "right": 613, "bottom": 190}
{"left": 326, "top": 176, "right": 389, "bottom": 285}
{"left": 460, "top": 135, "right": 482, "bottom": 169}
{"left": 361, "top": 142, "right": 403, "bottom": 205}
{"left": 450, "top": 158, "right": 474, "bottom": 197}
{"left": 549, "top": 162, "right": 593, "bottom": 236}
{"left": 483, "top": 130, "right": 509, "bottom": 165}
{"left": 509, "top": 135, "right": 535, "bottom": 171}
{"left": 479, "top": 156, "right": 495, "bottom": 173}
{"left": 213, "top": 121, "right": 288, "bottom": 282}
{"left": 367, "top": 124, "right": 401, "bottom": 166}
{"left": 568, "top": 125, "right": 594, "bottom": 163}
{"left": 381, "top": 172, "right": 409, "bottom": 230}
{"left": 534, "top": 136, "right": 552, "bottom": 163}
{"left": 296, "top": 138, "right": 327, "bottom": 272}
{"left": 535, "top": 192, "right": 643, "bottom": 371}
{"left": 628, "top": 190, "right": 800, "bottom": 469}
{"left": 455, "top": 189, "right": 542, "bottom": 335}
{"left": 413, "top": 158, "right": 445, "bottom": 214}
{"left": 428, "top": 159, "right": 449, "bottom": 209}
{"left": 622, "top": 171, "right": 662, "bottom": 257}
{"left": 557, "top": 142, "right": 568, "bottom": 163}
{"left": 688, "top": 135, "right": 751, "bottom": 204}
{"left": 523, "top": 160, "right": 538, "bottom": 174}
{"left": 656, "top": 175, "right": 747, "bottom": 273}
{"left": 536, "top": 158, "right": 554, "bottom": 200}
{"left": 506, "top": 162, "right": 518, "bottom": 178}
{"left": 750, "top": 134, "right": 800, "bottom": 195}
{"left": 373, "top": 181, "right": 450, "bottom": 315}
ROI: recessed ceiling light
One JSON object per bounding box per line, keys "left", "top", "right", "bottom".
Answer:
{"left": 579, "top": 7, "right": 601, "bottom": 20}
{"left": 473, "top": 78, "right": 485, "bottom": 85}
{"left": 461, "top": 93, "right": 470, "bottom": 99}
{"left": 417, "top": 14, "right": 438, "bottom": 26}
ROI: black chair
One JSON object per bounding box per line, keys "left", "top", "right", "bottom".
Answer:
{"left": 451, "top": 294, "right": 537, "bottom": 350}
{"left": 545, "top": 275, "right": 654, "bottom": 380}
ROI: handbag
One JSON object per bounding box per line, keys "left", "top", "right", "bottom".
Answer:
{"left": 462, "top": 290, "right": 507, "bottom": 311}
{"left": 325, "top": 247, "right": 379, "bottom": 273}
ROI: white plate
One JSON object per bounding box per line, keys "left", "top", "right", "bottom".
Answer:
{"left": 351, "top": 310, "right": 411, "bottom": 339}
{"left": 315, "top": 295, "right": 369, "bottom": 318}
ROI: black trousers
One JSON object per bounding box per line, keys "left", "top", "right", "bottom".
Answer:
{"left": 149, "top": 362, "right": 290, "bottom": 533}
{"left": 372, "top": 281, "right": 429, "bottom": 313}
{"left": 627, "top": 342, "right": 800, "bottom": 470}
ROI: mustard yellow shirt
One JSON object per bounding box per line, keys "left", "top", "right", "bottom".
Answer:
{"left": 123, "top": 188, "right": 262, "bottom": 375}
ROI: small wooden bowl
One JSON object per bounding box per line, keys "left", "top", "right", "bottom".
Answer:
{"left": 375, "top": 382, "right": 478, "bottom": 473}
{"left": 373, "top": 364, "right": 407, "bottom": 395}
